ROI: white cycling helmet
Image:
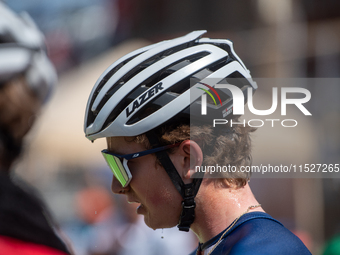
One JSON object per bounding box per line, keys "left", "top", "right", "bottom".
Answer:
{"left": 84, "top": 30, "right": 257, "bottom": 141}
{"left": 0, "top": 2, "right": 57, "bottom": 103}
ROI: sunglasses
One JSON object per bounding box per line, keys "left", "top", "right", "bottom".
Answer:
{"left": 102, "top": 143, "right": 181, "bottom": 188}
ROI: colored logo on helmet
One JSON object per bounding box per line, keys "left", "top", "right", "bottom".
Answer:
{"left": 126, "top": 82, "right": 164, "bottom": 118}
{"left": 197, "top": 82, "right": 222, "bottom": 115}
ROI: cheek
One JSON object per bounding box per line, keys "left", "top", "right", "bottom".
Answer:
{"left": 144, "top": 162, "right": 180, "bottom": 206}
{"left": 146, "top": 183, "right": 174, "bottom": 207}
{"left": 130, "top": 156, "right": 182, "bottom": 211}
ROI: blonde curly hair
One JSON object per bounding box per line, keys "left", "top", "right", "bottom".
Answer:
{"left": 130, "top": 118, "right": 256, "bottom": 188}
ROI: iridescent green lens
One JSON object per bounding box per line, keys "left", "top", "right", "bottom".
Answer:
{"left": 102, "top": 152, "right": 129, "bottom": 187}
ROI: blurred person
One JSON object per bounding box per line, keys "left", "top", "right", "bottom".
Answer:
{"left": 84, "top": 31, "right": 311, "bottom": 254}
{"left": 0, "top": 2, "right": 71, "bottom": 254}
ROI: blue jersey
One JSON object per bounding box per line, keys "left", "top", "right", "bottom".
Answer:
{"left": 190, "top": 212, "right": 311, "bottom": 255}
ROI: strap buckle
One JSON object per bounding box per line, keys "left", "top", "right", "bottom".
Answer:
{"left": 177, "top": 196, "right": 196, "bottom": 232}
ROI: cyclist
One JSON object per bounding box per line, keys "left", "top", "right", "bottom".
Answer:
{"left": 0, "top": 3, "right": 72, "bottom": 254}
{"left": 84, "top": 31, "right": 311, "bottom": 254}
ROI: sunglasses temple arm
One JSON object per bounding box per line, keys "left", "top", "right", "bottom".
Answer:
{"left": 125, "top": 143, "right": 180, "bottom": 159}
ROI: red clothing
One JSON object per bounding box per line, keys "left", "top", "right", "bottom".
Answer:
{"left": 0, "top": 235, "right": 69, "bottom": 255}
{"left": 0, "top": 172, "right": 71, "bottom": 254}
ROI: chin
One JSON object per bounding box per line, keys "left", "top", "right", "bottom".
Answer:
{"left": 143, "top": 215, "right": 178, "bottom": 230}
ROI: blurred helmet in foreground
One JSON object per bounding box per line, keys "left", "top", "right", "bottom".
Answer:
{"left": 0, "top": 2, "right": 57, "bottom": 103}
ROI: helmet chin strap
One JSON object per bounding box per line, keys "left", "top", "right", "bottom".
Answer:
{"left": 146, "top": 132, "right": 203, "bottom": 232}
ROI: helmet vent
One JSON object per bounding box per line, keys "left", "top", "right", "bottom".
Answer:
{"left": 94, "top": 51, "right": 211, "bottom": 130}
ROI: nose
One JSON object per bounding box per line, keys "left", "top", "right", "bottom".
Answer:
{"left": 111, "top": 176, "right": 129, "bottom": 194}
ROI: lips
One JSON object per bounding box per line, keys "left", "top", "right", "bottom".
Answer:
{"left": 127, "top": 200, "right": 139, "bottom": 204}
{"left": 127, "top": 197, "right": 141, "bottom": 204}
{"left": 136, "top": 204, "right": 145, "bottom": 214}
{"left": 125, "top": 195, "right": 145, "bottom": 214}
{"left": 126, "top": 198, "right": 144, "bottom": 214}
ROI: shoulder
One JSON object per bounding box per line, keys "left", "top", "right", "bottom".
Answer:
{"left": 214, "top": 212, "right": 311, "bottom": 255}
{"left": 0, "top": 235, "right": 69, "bottom": 255}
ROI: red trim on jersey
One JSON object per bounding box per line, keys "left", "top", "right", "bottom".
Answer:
{"left": 0, "top": 235, "right": 68, "bottom": 255}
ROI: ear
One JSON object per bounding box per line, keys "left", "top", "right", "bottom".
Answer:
{"left": 171, "top": 140, "right": 203, "bottom": 184}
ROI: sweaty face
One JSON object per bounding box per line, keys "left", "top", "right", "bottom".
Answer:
{"left": 107, "top": 136, "right": 183, "bottom": 230}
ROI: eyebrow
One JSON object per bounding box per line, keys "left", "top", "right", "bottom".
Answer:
{"left": 106, "top": 144, "right": 141, "bottom": 156}
{"left": 106, "top": 139, "right": 126, "bottom": 154}
{"left": 106, "top": 148, "right": 128, "bottom": 155}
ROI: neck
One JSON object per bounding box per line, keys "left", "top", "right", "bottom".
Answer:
{"left": 190, "top": 180, "right": 264, "bottom": 243}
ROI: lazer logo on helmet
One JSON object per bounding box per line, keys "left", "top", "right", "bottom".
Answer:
{"left": 126, "top": 82, "right": 164, "bottom": 118}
